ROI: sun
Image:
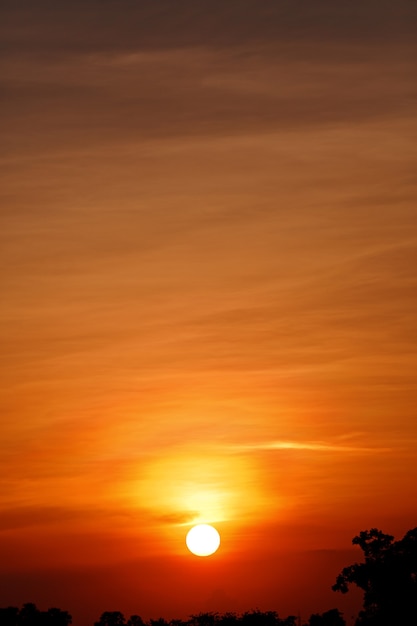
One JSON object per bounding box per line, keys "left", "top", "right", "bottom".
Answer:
{"left": 186, "top": 524, "right": 221, "bottom": 557}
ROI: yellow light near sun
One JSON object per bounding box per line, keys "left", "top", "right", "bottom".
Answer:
{"left": 129, "top": 447, "right": 260, "bottom": 525}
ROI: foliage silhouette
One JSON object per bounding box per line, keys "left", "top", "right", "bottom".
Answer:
{"left": 217, "top": 614, "right": 239, "bottom": 626}
{"left": 95, "top": 612, "right": 127, "bottom": 626}
{"left": 333, "top": 527, "right": 417, "bottom": 625}
{"left": 127, "top": 616, "right": 145, "bottom": 626}
{"left": 189, "top": 613, "right": 219, "bottom": 626}
{"left": 149, "top": 619, "right": 170, "bottom": 626}
{"left": 43, "top": 608, "right": 72, "bottom": 626}
{"left": 0, "top": 606, "right": 19, "bottom": 626}
{"left": 0, "top": 604, "right": 71, "bottom": 626}
{"left": 91, "top": 612, "right": 298, "bottom": 626}
{"left": 307, "top": 608, "right": 345, "bottom": 626}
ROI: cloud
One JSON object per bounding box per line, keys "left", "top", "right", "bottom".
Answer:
{"left": 0, "top": 505, "right": 98, "bottom": 532}
{"left": 1, "top": 1, "right": 416, "bottom": 56}
{"left": 229, "top": 439, "right": 392, "bottom": 454}
{"left": 152, "top": 511, "right": 199, "bottom": 525}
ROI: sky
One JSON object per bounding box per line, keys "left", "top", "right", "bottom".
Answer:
{"left": 1, "top": 1, "right": 417, "bottom": 623}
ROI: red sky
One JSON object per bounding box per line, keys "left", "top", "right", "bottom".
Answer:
{"left": 1, "top": 2, "right": 416, "bottom": 624}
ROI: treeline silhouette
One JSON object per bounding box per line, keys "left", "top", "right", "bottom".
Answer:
{"left": 0, "top": 605, "right": 71, "bottom": 626}
{"left": 92, "top": 608, "right": 346, "bottom": 626}
{"left": 2, "top": 527, "right": 416, "bottom": 626}
{"left": 0, "top": 606, "right": 343, "bottom": 626}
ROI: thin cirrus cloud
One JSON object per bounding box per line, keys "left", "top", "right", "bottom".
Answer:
{"left": 229, "top": 439, "right": 393, "bottom": 454}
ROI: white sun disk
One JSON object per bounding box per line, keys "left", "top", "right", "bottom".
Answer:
{"left": 186, "top": 524, "right": 221, "bottom": 556}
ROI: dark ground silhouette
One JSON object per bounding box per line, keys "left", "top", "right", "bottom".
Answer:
{"left": 2, "top": 527, "right": 416, "bottom": 626}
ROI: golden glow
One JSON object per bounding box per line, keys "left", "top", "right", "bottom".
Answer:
{"left": 126, "top": 447, "right": 274, "bottom": 528}
{"left": 186, "top": 524, "right": 221, "bottom": 557}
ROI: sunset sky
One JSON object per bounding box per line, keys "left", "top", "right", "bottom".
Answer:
{"left": 1, "top": 1, "right": 416, "bottom": 624}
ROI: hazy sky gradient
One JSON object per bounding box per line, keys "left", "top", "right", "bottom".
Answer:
{"left": 1, "top": 1, "right": 416, "bottom": 623}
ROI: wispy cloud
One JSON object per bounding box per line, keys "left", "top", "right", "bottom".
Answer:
{"left": 229, "top": 440, "right": 392, "bottom": 454}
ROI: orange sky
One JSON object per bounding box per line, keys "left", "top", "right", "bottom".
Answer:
{"left": 1, "top": 1, "right": 417, "bottom": 624}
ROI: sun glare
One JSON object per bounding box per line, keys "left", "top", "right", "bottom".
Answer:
{"left": 186, "top": 524, "right": 221, "bottom": 557}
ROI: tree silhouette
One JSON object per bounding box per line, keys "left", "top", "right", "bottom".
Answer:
{"left": 18, "top": 603, "right": 42, "bottom": 626}
{"left": 217, "top": 613, "right": 239, "bottom": 626}
{"left": 333, "top": 527, "right": 417, "bottom": 625}
{"left": 95, "top": 612, "right": 126, "bottom": 626}
{"left": 127, "top": 616, "right": 145, "bottom": 626}
{"left": 189, "top": 613, "right": 218, "bottom": 626}
{"left": 0, "top": 606, "right": 19, "bottom": 626}
{"left": 307, "top": 608, "right": 345, "bottom": 626}
{"left": 277, "top": 618, "right": 297, "bottom": 626}
{"left": 240, "top": 610, "right": 296, "bottom": 626}
{"left": 149, "top": 618, "right": 169, "bottom": 626}
{"left": 170, "top": 619, "right": 189, "bottom": 626}
{"left": 0, "top": 605, "right": 72, "bottom": 626}
{"left": 241, "top": 611, "right": 277, "bottom": 626}
{"left": 44, "top": 608, "right": 72, "bottom": 626}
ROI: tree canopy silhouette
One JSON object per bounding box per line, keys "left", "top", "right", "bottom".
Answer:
{"left": 333, "top": 527, "right": 417, "bottom": 625}
{"left": 0, "top": 604, "right": 72, "bottom": 626}
{"left": 95, "top": 613, "right": 127, "bottom": 626}
{"left": 307, "top": 609, "right": 345, "bottom": 626}
{"left": 91, "top": 611, "right": 300, "bottom": 626}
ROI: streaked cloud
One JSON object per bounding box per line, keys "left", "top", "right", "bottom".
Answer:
{"left": 228, "top": 440, "right": 393, "bottom": 454}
